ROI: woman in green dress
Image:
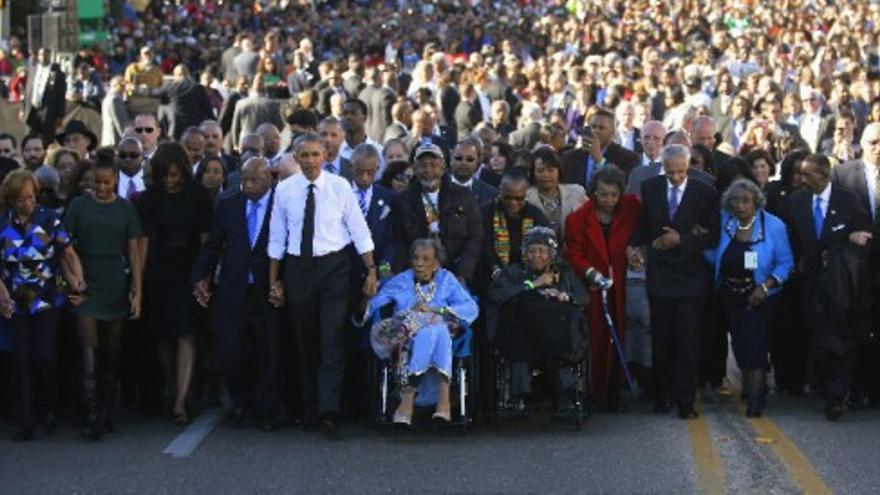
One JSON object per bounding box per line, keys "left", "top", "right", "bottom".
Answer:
{"left": 63, "top": 155, "right": 143, "bottom": 441}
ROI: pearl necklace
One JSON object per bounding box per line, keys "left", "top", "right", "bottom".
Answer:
{"left": 737, "top": 216, "right": 756, "bottom": 230}
{"left": 415, "top": 279, "right": 437, "bottom": 303}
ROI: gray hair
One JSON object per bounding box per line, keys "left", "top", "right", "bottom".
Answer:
{"left": 410, "top": 238, "right": 447, "bottom": 266}
{"left": 661, "top": 144, "right": 691, "bottom": 166}
{"left": 721, "top": 178, "right": 767, "bottom": 212}
{"left": 351, "top": 143, "right": 380, "bottom": 166}
{"left": 34, "top": 165, "right": 60, "bottom": 190}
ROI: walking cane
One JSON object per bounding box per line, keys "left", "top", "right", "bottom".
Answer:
{"left": 600, "top": 287, "right": 639, "bottom": 398}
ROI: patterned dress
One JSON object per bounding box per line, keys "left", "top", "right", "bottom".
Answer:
{"left": 0, "top": 208, "right": 71, "bottom": 316}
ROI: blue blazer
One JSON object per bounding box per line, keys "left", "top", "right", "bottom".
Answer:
{"left": 191, "top": 188, "right": 274, "bottom": 314}
{"left": 349, "top": 183, "right": 395, "bottom": 276}
{"left": 706, "top": 209, "right": 794, "bottom": 297}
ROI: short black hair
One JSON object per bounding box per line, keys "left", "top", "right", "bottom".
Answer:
{"left": 21, "top": 133, "right": 43, "bottom": 150}
{"left": 287, "top": 108, "right": 318, "bottom": 129}
{"left": 0, "top": 133, "right": 17, "bottom": 148}
{"left": 150, "top": 142, "right": 193, "bottom": 186}
{"left": 344, "top": 98, "right": 368, "bottom": 117}
{"left": 803, "top": 153, "right": 831, "bottom": 176}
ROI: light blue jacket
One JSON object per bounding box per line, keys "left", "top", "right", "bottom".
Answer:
{"left": 705, "top": 210, "right": 794, "bottom": 297}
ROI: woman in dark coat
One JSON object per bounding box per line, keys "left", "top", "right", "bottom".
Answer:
{"left": 564, "top": 165, "right": 641, "bottom": 410}
{"left": 137, "top": 142, "right": 212, "bottom": 425}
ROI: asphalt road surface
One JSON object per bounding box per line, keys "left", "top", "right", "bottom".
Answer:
{"left": 1, "top": 384, "right": 879, "bottom": 494}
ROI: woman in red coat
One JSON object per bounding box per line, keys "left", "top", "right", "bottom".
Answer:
{"left": 565, "top": 165, "right": 641, "bottom": 411}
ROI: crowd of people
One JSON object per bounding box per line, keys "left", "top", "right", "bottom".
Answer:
{"left": 2, "top": 0, "right": 880, "bottom": 442}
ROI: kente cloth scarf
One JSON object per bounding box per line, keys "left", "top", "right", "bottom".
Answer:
{"left": 493, "top": 207, "right": 535, "bottom": 266}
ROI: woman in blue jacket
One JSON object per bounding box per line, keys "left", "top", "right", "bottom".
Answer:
{"left": 709, "top": 178, "right": 794, "bottom": 417}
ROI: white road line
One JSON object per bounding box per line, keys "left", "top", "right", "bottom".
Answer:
{"left": 162, "top": 408, "right": 224, "bottom": 458}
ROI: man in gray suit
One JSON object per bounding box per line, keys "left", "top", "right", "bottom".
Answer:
{"left": 230, "top": 77, "right": 283, "bottom": 151}
{"left": 383, "top": 100, "right": 412, "bottom": 144}
{"left": 358, "top": 67, "right": 396, "bottom": 143}
{"left": 626, "top": 127, "right": 714, "bottom": 197}
{"left": 232, "top": 36, "right": 261, "bottom": 81}
{"left": 101, "top": 76, "right": 131, "bottom": 147}
{"left": 220, "top": 34, "right": 244, "bottom": 83}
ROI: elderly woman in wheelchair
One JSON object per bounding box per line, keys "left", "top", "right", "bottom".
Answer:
{"left": 360, "top": 238, "right": 478, "bottom": 426}
{"left": 488, "top": 227, "right": 588, "bottom": 415}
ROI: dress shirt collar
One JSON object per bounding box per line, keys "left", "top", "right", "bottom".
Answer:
{"left": 667, "top": 177, "right": 688, "bottom": 193}
{"left": 814, "top": 182, "right": 831, "bottom": 205}
{"left": 642, "top": 153, "right": 660, "bottom": 167}
{"left": 249, "top": 190, "right": 271, "bottom": 210}
{"left": 451, "top": 176, "right": 474, "bottom": 189}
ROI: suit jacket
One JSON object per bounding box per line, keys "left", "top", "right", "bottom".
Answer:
{"left": 454, "top": 99, "right": 483, "bottom": 137}
{"left": 831, "top": 159, "right": 874, "bottom": 218}
{"left": 455, "top": 177, "right": 498, "bottom": 207}
{"left": 508, "top": 122, "right": 542, "bottom": 151}
{"left": 149, "top": 78, "right": 215, "bottom": 140}
{"left": 100, "top": 91, "right": 130, "bottom": 147}
{"left": 349, "top": 184, "right": 395, "bottom": 278}
{"left": 325, "top": 156, "right": 354, "bottom": 181}
{"left": 220, "top": 46, "right": 242, "bottom": 83}
{"left": 526, "top": 184, "right": 587, "bottom": 238}
{"left": 232, "top": 51, "right": 260, "bottom": 80}
{"left": 24, "top": 63, "right": 66, "bottom": 133}
{"left": 391, "top": 180, "right": 483, "bottom": 281}
{"left": 287, "top": 70, "right": 313, "bottom": 96}
{"left": 230, "top": 95, "right": 284, "bottom": 149}
{"left": 359, "top": 85, "right": 396, "bottom": 143}
{"left": 191, "top": 188, "right": 275, "bottom": 314}
{"left": 618, "top": 127, "right": 643, "bottom": 155}
{"left": 786, "top": 186, "right": 869, "bottom": 282}
{"left": 630, "top": 176, "right": 720, "bottom": 299}
{"left": 383, "top": 121, "right": 409, "bottom": 144}
{"left": 560, "top": 143, "right": 640, "bottom": 187}
{"left": 625, "top": 164, "right": 715, "bottom": 198}
{"left": 218, "top": 91, "right": 245, "bottom": 137}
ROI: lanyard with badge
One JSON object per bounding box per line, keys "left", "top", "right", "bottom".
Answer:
{"left": 726, "top": 211, "right": 765, "bottom": 271}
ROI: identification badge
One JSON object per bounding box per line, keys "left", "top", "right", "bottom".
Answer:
{"left": 744, "top": 251, "right": 758, "bottom": 270}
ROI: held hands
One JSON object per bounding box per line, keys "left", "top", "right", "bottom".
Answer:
{"left": 362, "top": 270, "right": 379, "bottom": 298}
{"left": 849, "top": 231, "right": 873, "bottom": 247}
{"left": 534, "top": 271, "right": 559, "bottom": 288}
{"left": 193, "top": 279, "right": 212, "bottom": 309}
{"left": 129, "top": 287, "right": 142, "bottom": 320}
{"left": 747, "top": 285, "right": 768, "bottom": 308}
{"left": 651, "top": 227, "right": 681, "bottom": 250}
{"left": 67, "top": 279, "right": 87, "bottom": 306}
{"left": 269, "top": 280, "right": 285, "bottom": 308}
{"left": 539, "top": 288, "right": 571, "bottom": 303}
{"left": 626, "top": 246, "right": 645, "bottom": 270}
{"left": 0, "top": 295, "right": 14, "bottom": 319}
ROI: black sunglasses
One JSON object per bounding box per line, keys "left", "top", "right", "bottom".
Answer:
{"left": 0, "top": 149, "right": 11, "bottom": 154}
{"left": 118, "top": 152, "right": 141, "bottom": 159}
{"left": 134, "top": 127, "right": 155, "bottom": 134}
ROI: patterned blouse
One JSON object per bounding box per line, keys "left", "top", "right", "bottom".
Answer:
{"left": 0, "top": 207, "right": 72, "bottom": 315}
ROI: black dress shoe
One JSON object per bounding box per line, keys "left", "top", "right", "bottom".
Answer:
{"left": 320, "top": 417, "right": 338, "bottom": 438}
{"left": 678, "top": 405, "right": 699, "bottom": 420}
{"left": 653, "top": 401, "right": 672, "bottom": 414}
{"left": 825, "top": 403, "right": 846, "bottom": 421}
{"left": 13, "top": 427, "right": 34, "bottom": 442}
{"left": 229, "top": 407, "right": 246, "bottom": 428}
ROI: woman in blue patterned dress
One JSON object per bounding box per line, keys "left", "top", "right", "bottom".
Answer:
{"left": 0, "top": 169, "right": 86, "bottom": 442}
{"left": 364, "top": 238, "right": 478, "bottom": 426}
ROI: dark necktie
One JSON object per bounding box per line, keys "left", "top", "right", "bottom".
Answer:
{"left": 301, "top": 184, "right": 315, "bottom": 265}
{"left": 668, "top": 186, "right": 679, "bottom": 221}
{"left": 126, "top": 179, "right": 136, "bottom": 200}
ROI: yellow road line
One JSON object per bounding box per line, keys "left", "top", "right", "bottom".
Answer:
{"left": 733, "top": 398, "right": 833, "bottom": 495}
{"left": 687, "top": 401, "right": 727, "bottom": 494}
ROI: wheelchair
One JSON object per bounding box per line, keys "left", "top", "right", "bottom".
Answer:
{"left": 485, "top": 301, "right": 591, "bottom": 431}
{"left": 367, "top": 318, "right": 477, "bottom": 433}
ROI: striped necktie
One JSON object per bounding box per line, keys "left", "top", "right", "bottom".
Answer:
{"left": 357, "top": 188, "right": 369, "bottom": 219}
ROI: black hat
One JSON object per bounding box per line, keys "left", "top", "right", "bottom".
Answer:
{"left": 56, "top": 120, "right": 98, "bottom": 151}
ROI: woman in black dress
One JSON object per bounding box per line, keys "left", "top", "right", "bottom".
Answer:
{"left": 137, "top": 142, "right": 212, "bottom": 424}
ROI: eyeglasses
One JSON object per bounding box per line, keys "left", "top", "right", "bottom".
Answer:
{"left": 118, "top": 152, "right": 141, "bottom": 159}
{"left": 134, "top": 127, "right": 155, "bottom": 134}
{"left": 0, "top": 149, "right": 11, "bottom": 154}
{"left": 453, "top": 155, "right": 478, "bottom": 162}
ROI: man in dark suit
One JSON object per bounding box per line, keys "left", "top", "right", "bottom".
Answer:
{"left": 830, "top": 123, "right": 880, "bottom": 407}
{"left": 318, "top": 117, "right": 353, "bottom": 180}
{"left": 508, "top": 102, "right": 543, "bottom": 151}
{"left": 392, "top": 142, "right": 483, "bottom": 284}
{"left": 192, "top": 158, "right": 283, "bottom": 430}
{"left": 449, "top": 138, "right": 498, "bottom": 207}
{"left": 343, "top": 144, "right": 395, "bottom": 416}
{"left": 22, "top": 48, "right": 66, "bottom": 142}
{"left": 144, "top": 64, "right": 215, "bottom": 140}
{"left": 561, "top": 108, "right": 640, "bottom": 186}
{"left": 230, "top": 77, "right": 284, "bottom": 151}
{"left": 454, "top": 84, "right": 483, "bottom": 138}
{"left": 788, "top": 153, "right": 873, "bottom": 420}
{"left": 200, "top": 120, "right": 241, "bottom": 173}
{"left": 628, "top": 144, "right": 720, "bottom": 419}
{"left": 358, "top": 68, "right": 396, "bottom": 143}
{"left": 691, "top": 116, "right": 733, "bottom": 167}
{"left": 383, "top": 100, "right": 412, "bottom": 144}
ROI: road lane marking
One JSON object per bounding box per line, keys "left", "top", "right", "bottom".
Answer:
{"left": 162, "top": 408, "right": 224, "bottom": 458}
{"left": 687, "top": 400, "right": 727, "bottom": 494}
{"left": 733, "top": 398, "right": 832, "bottom": 495}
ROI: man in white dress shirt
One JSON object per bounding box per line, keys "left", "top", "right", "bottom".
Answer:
{"left": 267, "top": 133, "right": 378, "bottom": 437}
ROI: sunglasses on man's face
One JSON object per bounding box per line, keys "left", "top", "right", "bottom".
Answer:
{"left": 135, "top": 127, "right": 155, "bottom": 134}
{"left": 118, "top": 152, "right": 141, "bottom": 159}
